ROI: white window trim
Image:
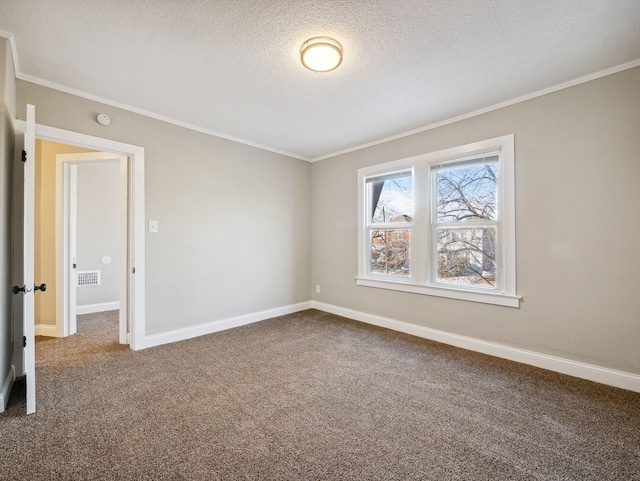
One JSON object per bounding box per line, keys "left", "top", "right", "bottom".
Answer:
{"left": 356, "top": 134, "right": 520, "bottom": 308}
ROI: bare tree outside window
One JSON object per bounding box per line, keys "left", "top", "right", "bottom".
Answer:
{"left": 367, "top": 171, "right": 413, "bottom": 276}
{"left": 370, "top": 173, "right": 413, "bottom": 223}
{"left": 371, "top": 228, "right": 411, "bottom": 276}
{"left": 434, "top": 157, "right": 498, "bottom": 287}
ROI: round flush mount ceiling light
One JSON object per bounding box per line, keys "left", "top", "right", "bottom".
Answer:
{"left": 300, "top": 37, "right": 343, "bottom": 72}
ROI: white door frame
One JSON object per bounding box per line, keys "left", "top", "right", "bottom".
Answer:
{"left": 56, "top": 152, "right": 129, "bottom": 344}
{"left": 16, "top": 121, "right": 146, "bottom": 350}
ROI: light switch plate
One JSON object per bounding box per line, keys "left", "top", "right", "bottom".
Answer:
{"left": 149, "top": 220, "right": 158, "bottom": 233}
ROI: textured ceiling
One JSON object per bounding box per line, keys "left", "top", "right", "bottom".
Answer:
{"left": 1, "top": 0, "right": 640, "bottom": 161}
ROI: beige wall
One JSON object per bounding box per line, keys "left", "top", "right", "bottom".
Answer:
{"left": 17, "top": 80, "right": 312, "bottom": 336}
{"left": 34, "top": 140, "right": 95, "bottom": 325}
{"left": 312, "top": 66, "right": 640, "bottom": 374}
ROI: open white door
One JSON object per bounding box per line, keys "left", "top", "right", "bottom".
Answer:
{"left": 11, "top": 104, "right": 37, "bottom": 414}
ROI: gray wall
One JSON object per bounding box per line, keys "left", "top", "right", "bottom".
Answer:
{"left": 0, "top": 38, "right": 15, "bottom": 408}
{"left": 76, "top": 162, "right": 120, "bottom": 307}
{"left": 0, "top": 38, "right": 15, "bottom": 121}
{"left": 0, "top": 111, "right": 13, "bottom": 404}
{"left": 312, "top": 66, "right": 640, "bottom": 375}
{"left": 17, "top": 80, "right": 312, "bottom": 336}
{"left": 13, "top": 62, "right": 639, "bottom": 378}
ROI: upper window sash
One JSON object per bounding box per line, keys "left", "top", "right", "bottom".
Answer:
{"left": 365, "top": 168, "right": 414, "bottom": 227}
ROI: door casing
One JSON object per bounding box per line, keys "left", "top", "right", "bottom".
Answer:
{"left": 15, "top": 120, "right": 146, "bottom": 350}
{"left": 56, "top": 152, "right": 129, "bottom": 344}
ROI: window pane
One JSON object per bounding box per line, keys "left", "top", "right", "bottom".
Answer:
{"left": 368, "top": 171, "right": 413, "bottom": 224}
{"left": 436, "top": 227, "right": 496, "bottom": 287}
{"left": 436, "top": 161, "right": 497, "bottom": 222}
{"left": 371, "top": 229, "right": 411, "bottom": 276}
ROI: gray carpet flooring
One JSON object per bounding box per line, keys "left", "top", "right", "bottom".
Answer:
{"left": 1, "top": 309, "right": 639, "bottom": 480}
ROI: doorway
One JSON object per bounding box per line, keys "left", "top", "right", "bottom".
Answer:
{"left": 56, "top": 152, "right": 130, "bottom": 344}
{"left": 27, "top": 122, "right": 146, "bottom": 350}
{"left": 58, "top": 151, "right": 128, "bottom": 344}
{"left": 11, "top": 111, "right": 145, "bottom": 415}
{"left": 34, "top": 144, "right": 128, "bottom": 344}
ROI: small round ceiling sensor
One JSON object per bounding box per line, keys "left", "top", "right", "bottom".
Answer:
{"left": 96, "top": 113, "right": 111, "bottom": 126}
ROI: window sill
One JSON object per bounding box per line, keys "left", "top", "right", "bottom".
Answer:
{"left": 355, "top": 277, "right": 521, "bottom": 308}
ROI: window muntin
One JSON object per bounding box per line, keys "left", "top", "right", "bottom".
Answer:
{"left": 357, "top": 135, "right": 518, "bottom": 308}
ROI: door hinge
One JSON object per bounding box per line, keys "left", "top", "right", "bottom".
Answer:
{"left": 23, "top": 336, "right": 26, "bottom": 347}
{"left": 132, "top": 267, "right": 135, "bottom": 274}
{"left": 22, "top": 150, "right": 27, "bottom": 162}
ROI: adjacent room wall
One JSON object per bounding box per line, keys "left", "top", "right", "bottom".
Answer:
{"left": 0, "top": 37, "right": 16, "bottom": 410}
{"left": 311, "top": 66, "right": 640, "bottom": 375}
{"left": 34, "top": 140, "right": 96, "bottom": 326}
{"left": 75, "top": 162, "right": 120, "bottom": 308}
{"left": 17, "top": 80, "right": 312, "bottom": 337}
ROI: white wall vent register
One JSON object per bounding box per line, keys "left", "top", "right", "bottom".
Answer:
{"left": 77, "top": 270, "right": 101, "bottom": 287}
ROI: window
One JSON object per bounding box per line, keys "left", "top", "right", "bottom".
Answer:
{"left": 433, "top": 155, "right": 498, "bottom": 288}
{"left": 357, "top": 135, "right": 519, "bottom": 308}
{"left": 367, "top": 170, "right": 413, "bottom": 277}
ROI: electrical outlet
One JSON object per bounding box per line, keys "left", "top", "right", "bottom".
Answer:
{"left": 315, "top": 285, "right": 320, "bottom": 294}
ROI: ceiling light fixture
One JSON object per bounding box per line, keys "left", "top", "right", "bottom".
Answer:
{"left": 300, "top": 37, "right": 343, "bottom": 72}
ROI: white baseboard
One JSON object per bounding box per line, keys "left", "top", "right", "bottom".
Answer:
{"left": 144, "top": 301, "right": 313, "bottom": 349}
{"left": 76, "top": 301, "right": 120, "bottom": 315}
{"left": 35, "top": 323, "right": 61, "bottom": 337}
{"left": 0, "top": 365, "right": 16, "bottom": 413}
{"left": 311, "top": 301, "right": 640, "bottom": 393}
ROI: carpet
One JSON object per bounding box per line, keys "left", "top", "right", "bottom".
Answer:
{"left": 1, "top": 309, "right": 639, "bottom": 480}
